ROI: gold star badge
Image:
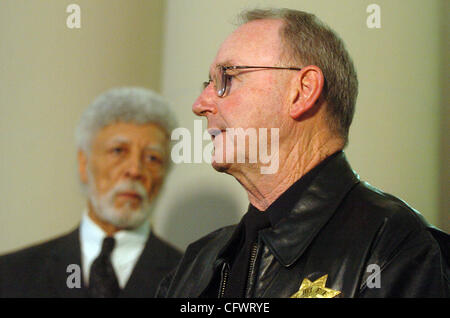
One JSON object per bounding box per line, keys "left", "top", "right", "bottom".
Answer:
{"left": 291, "top": 274, "right": 341, "bottom": 298}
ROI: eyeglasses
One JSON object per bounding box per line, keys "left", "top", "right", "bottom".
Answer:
{"left": 203, "top": 65, "right": 302, "bottom": 97}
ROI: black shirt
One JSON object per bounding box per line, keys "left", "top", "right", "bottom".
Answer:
{"left": 223, "top": 207, "right": 270, "bottom": 297}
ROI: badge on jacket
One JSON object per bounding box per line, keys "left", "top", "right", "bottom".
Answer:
{"left": 290, "top": 274, "right": 341, "bottom": 298}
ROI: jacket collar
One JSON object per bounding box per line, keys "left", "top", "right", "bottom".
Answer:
{"left": 259, "top": 152, "right": 360, "bottom": 267}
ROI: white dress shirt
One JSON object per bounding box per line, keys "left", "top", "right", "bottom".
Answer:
{"left": 79, "top": 211, "right": 150, "bottom": 289}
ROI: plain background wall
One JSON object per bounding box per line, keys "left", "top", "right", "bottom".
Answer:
{"left": 439, "top": 0, "right": 450, "bottom": 235}
{"left": 1, "top": 0, "right": 448, "bottom": 254}
{"left": 0, "top": 0, "right": 165, "bottom": 254}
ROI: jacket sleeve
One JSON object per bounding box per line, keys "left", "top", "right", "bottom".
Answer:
{"left": 358, "top": 227, "right": 449, "bottom": 298}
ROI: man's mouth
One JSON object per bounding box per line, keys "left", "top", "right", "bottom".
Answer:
{"left": 208, "top": 128, "right": 225, "bottom": 141}
{"left": 117, "top": 191, "right": 142, "bottom": 200}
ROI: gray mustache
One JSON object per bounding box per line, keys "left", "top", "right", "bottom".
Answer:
{"left": 110, "top": 181, "right": 148, "bottom": 199}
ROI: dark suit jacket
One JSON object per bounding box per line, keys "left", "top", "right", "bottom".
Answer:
{"left": 0, "top": 228, "right": 182, "bottom": 297}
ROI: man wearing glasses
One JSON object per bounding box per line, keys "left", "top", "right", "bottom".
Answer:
{"left": 158, "top": 8, "right": 449, "bottom": 298}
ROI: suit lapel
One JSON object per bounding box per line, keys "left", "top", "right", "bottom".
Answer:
{"left": 47, "top": 228, "right": 88, "bottom": 297}
{"left": 120, "top": 233, "right": 170, "bottom": 298}
{"left": 44, "top": 229, "right": 178, "bottom": 297}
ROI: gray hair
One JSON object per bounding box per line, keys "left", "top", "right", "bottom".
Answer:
{"left": 75, "top": 87, "right": 178, "bottom": 155}
{"left": 239, "top": 8, "right": 358, "bottom": 145}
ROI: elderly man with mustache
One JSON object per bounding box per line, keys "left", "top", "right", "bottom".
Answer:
{"left": 0, "top": 87, "right": 182, "bottom": 298}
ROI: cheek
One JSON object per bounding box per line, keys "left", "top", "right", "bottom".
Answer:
{"left": 253, "top": 86, "right": 285, "bottom": 126}
{"left": 145, "top": 169, "right": 165, "bottom": 192}
{"left": 243, "top": 98, "right": 276, "bottom": 129}
{"left": 221, "top": 94, "right": 257, "bottom": 129}
{"left": 89, "top": 163, "right": 117, "bottom": 194}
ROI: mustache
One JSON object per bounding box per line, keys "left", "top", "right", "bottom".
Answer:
{"left": 109, "top": 181, "right": 148, "bottom": 199}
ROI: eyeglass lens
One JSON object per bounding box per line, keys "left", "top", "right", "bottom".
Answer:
{"left": 217, "top": 66, "right": 226, "bottom": 97}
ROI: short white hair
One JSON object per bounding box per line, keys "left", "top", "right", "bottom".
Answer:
{"left": 75, "top": 87, "right": 178, "bottom": 154}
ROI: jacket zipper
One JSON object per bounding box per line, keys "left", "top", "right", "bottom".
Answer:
{"left": 219, "top": 242, "right": 260, "bottom": 298}
{"left": 245, "top": 242, "right": 259, "bottom": 297}
{"left": 218, "top": 263, "right": 229, "bottom": 298}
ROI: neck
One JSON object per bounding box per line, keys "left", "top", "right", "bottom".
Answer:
{"left": 87, "top": 202, "right": 122, "bottom": 236}
{"left": 230, "top": 135, "right": 344, "bottom": 211}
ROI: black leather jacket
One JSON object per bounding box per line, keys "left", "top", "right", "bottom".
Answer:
{"left": 159, "top": 153, "right": 449, "bottom": 298}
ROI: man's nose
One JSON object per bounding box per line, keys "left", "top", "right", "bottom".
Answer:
{"left": 124, "top": 153, "right": 145, "bottom": 181}
{"left": 192, "top": 84, "right": 218, "bottom": 117}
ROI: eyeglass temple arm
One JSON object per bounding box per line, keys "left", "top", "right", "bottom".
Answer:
{"left": 226, "top": 65, "right": 302, "bottom": 71}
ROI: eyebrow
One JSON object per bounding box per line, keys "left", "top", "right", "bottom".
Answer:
{"left": 106, "top": 136, "right": 166, "bottom": 153}
{"left": 217, "top": 59, "right": 238, "bottom": 67}
{"left": 106, "top": 136, "right": 130, "bottom": 146}
{"left": 145, "top": 144, "right": 166, "bottom": 153}
{"left": 209, "top": 59, "right": 239, "bottom": 77}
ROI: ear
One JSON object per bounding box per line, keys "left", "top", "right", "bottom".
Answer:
{"left": 77, "top": 150, "right": 88, "bottom": 184}
{"left": 288, "top": 65, "right": 324, "bottom": 119}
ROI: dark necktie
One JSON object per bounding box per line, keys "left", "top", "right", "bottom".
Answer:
{"left": 88, "top": 236, "right": 121, "bottom": 298}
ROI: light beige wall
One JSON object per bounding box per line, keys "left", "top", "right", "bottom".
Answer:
{"left": 1, "top": 0, "right": 447, "bottom": 255}
{"left": 0, "top": 0, "right": 165, "bottom": 254}
{"left": 153, "top": 0, "right": 447, "bottom": 250}
{"left": 439, "top": 0, "right": 449, "bottom": 232}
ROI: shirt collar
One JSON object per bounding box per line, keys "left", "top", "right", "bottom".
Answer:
{"left": 79, "top": 211, "right": 151, "bottom": 288}
{"left": 249, "top": 151, "right": 342, "bottom": 227}
{"left": 259, "top": 151, "right": 360, "bottom": 267}
{"left": 80, "top": 211, "right": 151, "bottom": 259}
{"left": 219, "top": 151, "right": 342, "bottom": 264}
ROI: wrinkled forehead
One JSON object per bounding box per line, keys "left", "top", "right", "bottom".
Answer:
{"left": 211, "top": 19, "right": 285, "bottom": 71}
{"left": 93, "top": 122, "right": 169, "bottom": 149}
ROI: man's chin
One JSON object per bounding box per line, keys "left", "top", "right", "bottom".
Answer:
{"left": 101, "top": 207, "right": 150, "bottom": 229}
